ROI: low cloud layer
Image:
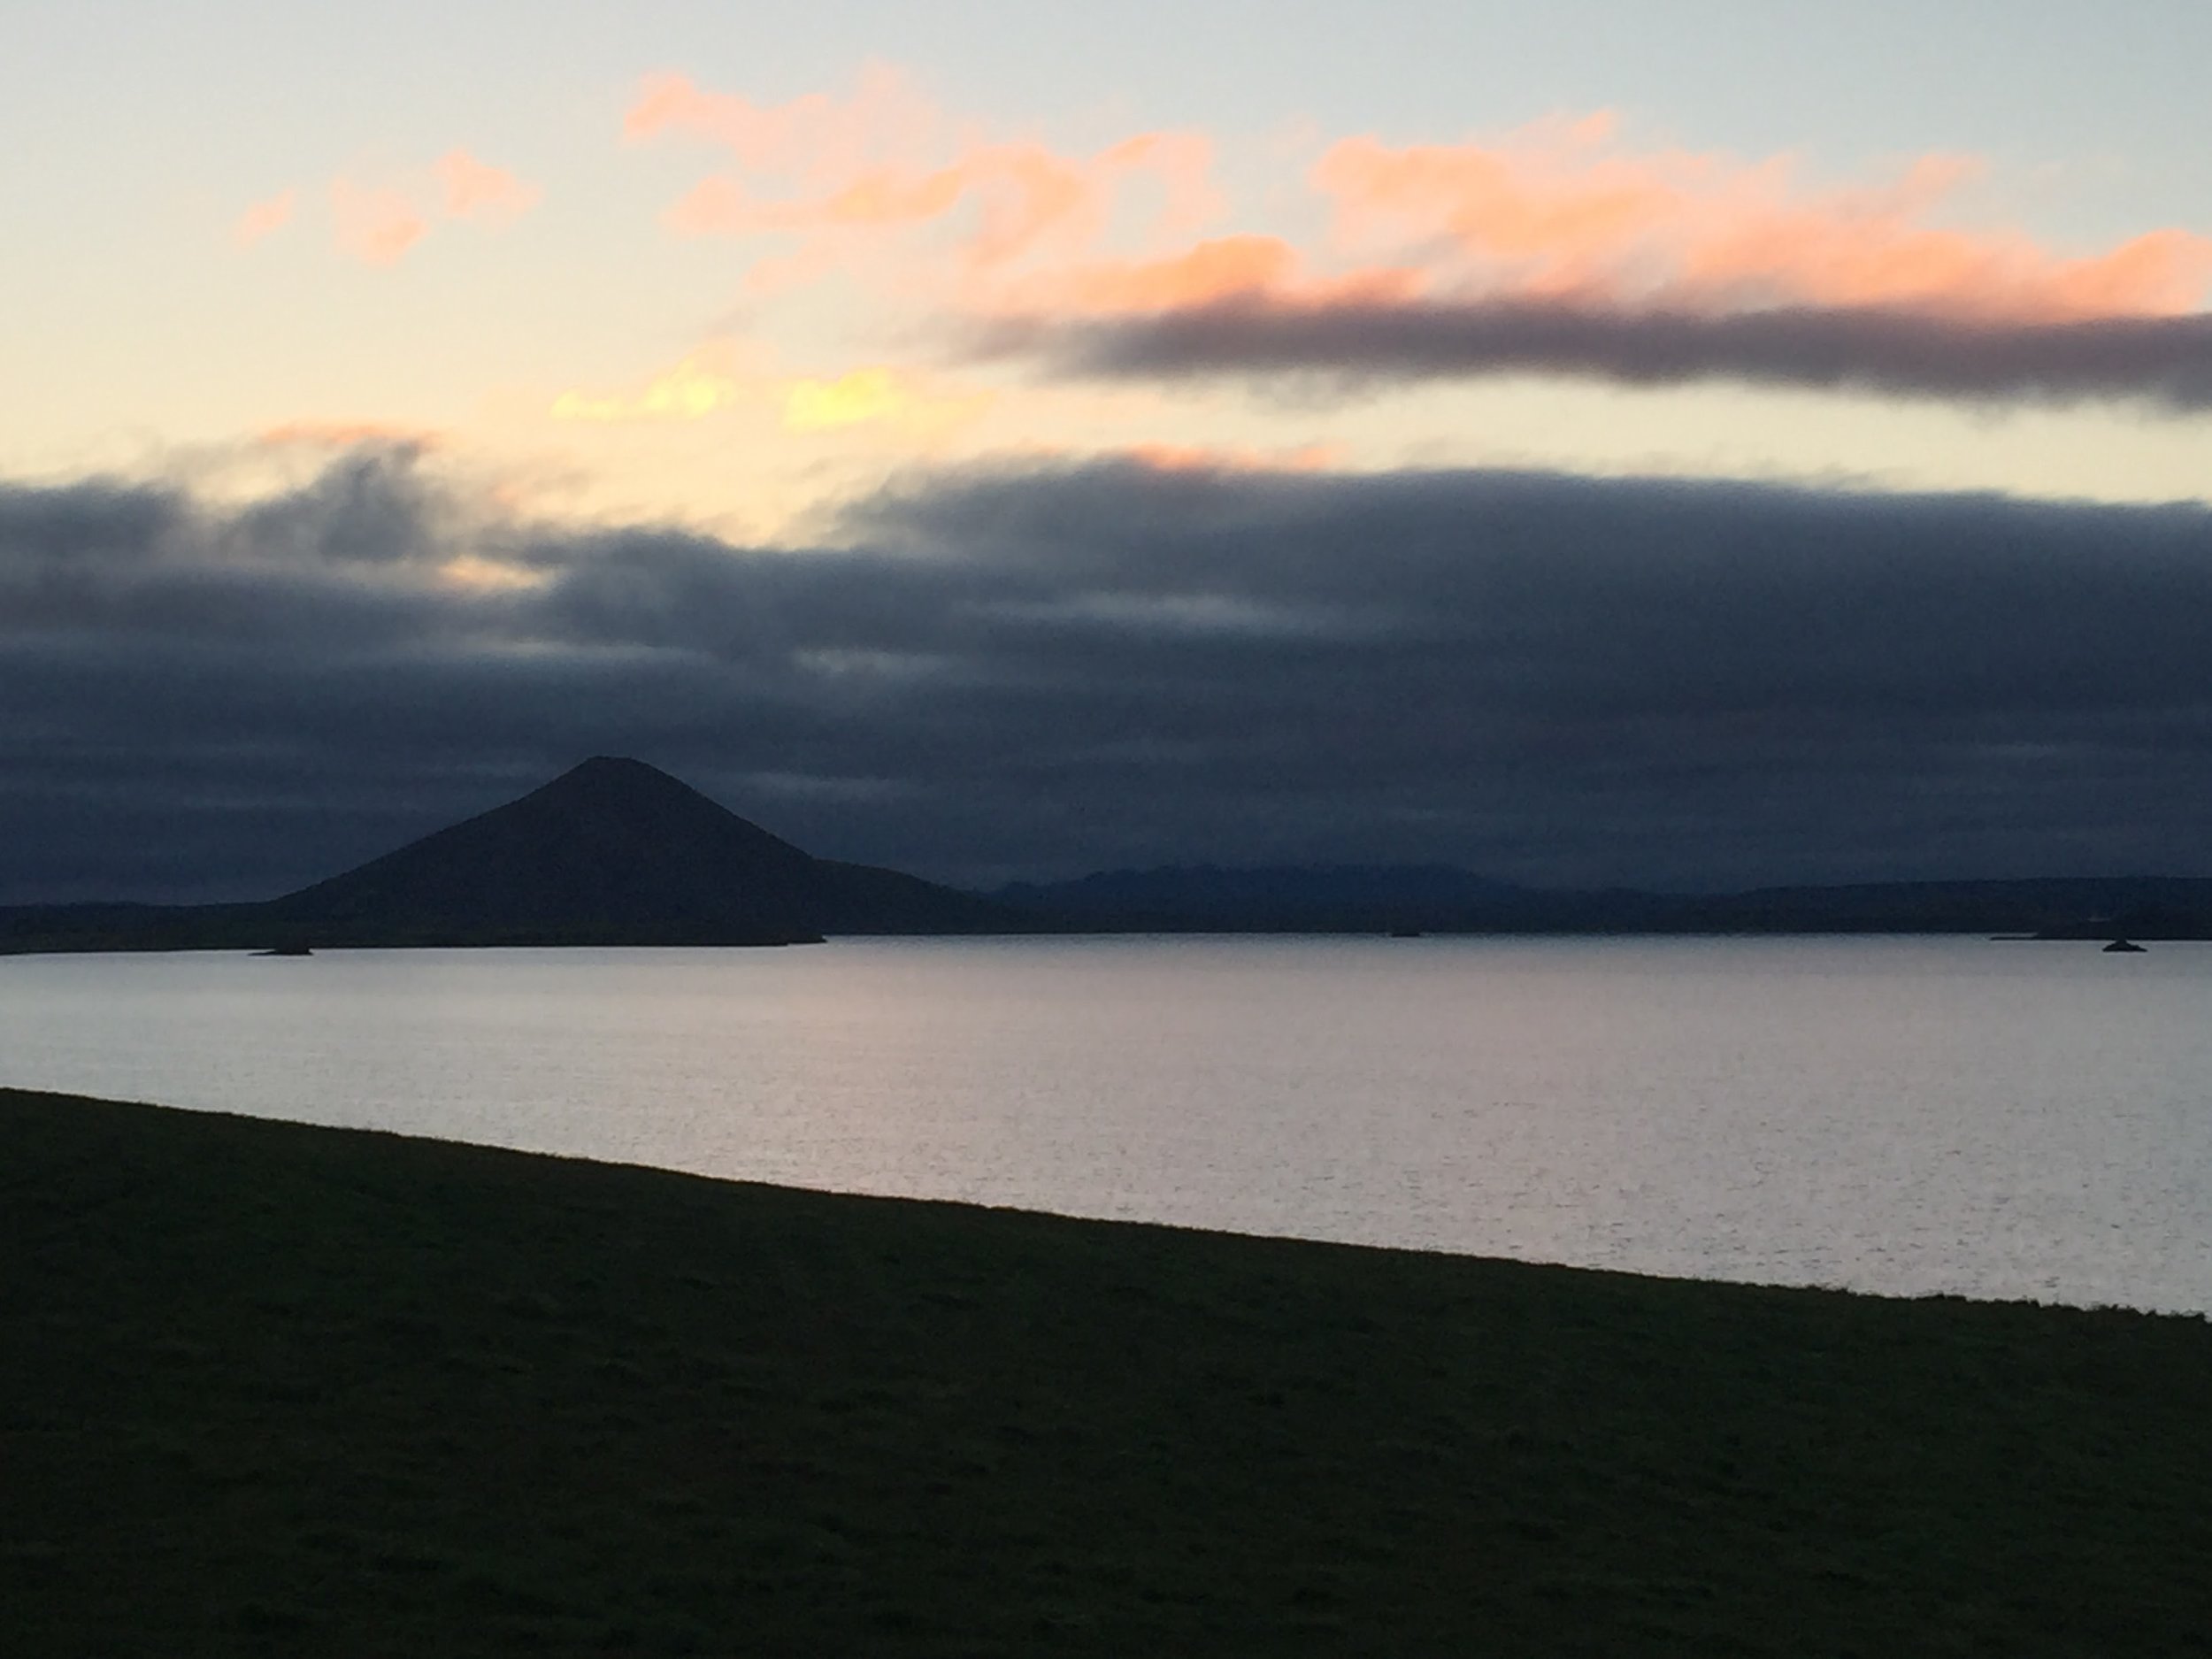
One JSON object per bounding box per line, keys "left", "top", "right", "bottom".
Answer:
{"left": 1004, "top": 297, "right": 2212, "bottom": 410}
{"left": 6, "top": 449, "right": 2212, "bottom": 902}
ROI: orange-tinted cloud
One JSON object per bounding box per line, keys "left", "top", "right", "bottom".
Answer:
{"left": 981, "top": 115, "right": 2212, "bottom": 410}
{"left": 629, "top": 67, "right": 1223, "bottom": 300}
{"left": 628, "top": 74, "right": 2212, "bottom": 328}
{"left": 434, "top": 149, "right": 543, "bottom": 223}
{"left": 233, "top": 189, "right": 296, "bottom": 248}
{"left": 621, "top": 72, "right": 2212, "bottom": 411}
{"left": 664, "top": 142, "right": 1102, "bottom": 257}
{"left": 266, "top": 150, "right": 541, "bottom": 267}
{"left": 330, "top": 180, "right": 429, "bottom": 267}
{"left": 1310, "top": 126, "right": 2212, "bottom": 322}
{"left": 624, "top": 64, "right": 938, "bottom": 180}
{"left": 257, "top": 419, "right": 444, "bottom": 449}
{"left": 1001, "top": 234, "right": 1427, "bottom": 314}
{"left": 660, "top": 134, "right": 1218, "bottom": 277}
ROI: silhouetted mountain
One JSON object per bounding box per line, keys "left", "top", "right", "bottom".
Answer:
{"left": 264, "top": 757, "right": 826, "bottom": 946}
{"left": 7, "top": 762, "right": 2212, "bottom": 953}
{"left": 0, "top": 758, "right": 1013, "bottom": 952}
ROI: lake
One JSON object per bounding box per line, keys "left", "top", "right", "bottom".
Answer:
{"left": 4, "top": 936, "right": 2207, "bottom": 1313}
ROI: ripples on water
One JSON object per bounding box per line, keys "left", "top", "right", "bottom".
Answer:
{"left": 4, "top": 937, "right": 2207, "bottom": 1312}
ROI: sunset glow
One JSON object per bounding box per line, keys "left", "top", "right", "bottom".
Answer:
{"left": 8, "top": 0, "right": 2212, "bottom": 897}
{"left": 108, "top": 42, "right": 2205, "bottom": 529}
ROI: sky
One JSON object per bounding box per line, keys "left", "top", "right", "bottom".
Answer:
{"left": 4, "top": 1, "right": 2212, "bottom": 900}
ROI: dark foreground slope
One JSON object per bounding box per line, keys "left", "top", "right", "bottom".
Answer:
{"left": 6, "top": 1088, "right": 2209, "bottom": 1657}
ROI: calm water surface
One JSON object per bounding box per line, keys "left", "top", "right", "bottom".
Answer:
{"left": 4, "top": 937, "right": 2208, "bottom": 1312}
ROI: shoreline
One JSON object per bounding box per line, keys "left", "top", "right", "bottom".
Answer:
{"left": 8, "top": 1075, "right": 2200, "bottom": 1320}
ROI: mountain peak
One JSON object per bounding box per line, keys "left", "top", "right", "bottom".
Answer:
{"left": 257, "top": 757, "right": 1010, "bottom": 946}
{"left": 538, "top": 755, "right": 698, "bottom": 796}
{"left": 264, "top": 756, "right": 824, "bottom": 943}
{"left": 562, "top": 754, "right": 668, "bottom": 780}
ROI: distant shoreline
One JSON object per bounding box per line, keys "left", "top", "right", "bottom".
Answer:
{"left": 12, "top": 760, "right": 2212, "bottom": 953}
{"left": 4, "top": 915, "right": 2204, "bottom": 957}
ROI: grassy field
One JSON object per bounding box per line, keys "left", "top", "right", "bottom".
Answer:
{"left": 5, "top": 1086, "right": 2209, "bottom": 1656}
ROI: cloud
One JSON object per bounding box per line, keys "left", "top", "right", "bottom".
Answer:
{"left": 8, "top": 450, "right": 2212, "bottom": 901}
{"left": 330, "top": 180, "right": 429, "bottom": 266}
{"left": 623, "top": 72, "right": 2212, "bottom": 412}
{"left": 257, "top": 420, "right": 445, "bottom": 450}
{"left": 658, "top": 134, "right": 1217, "bottom": 266}
{"left": 962, "top": 121, "right": 2212, "bottom": 410}
{"left": 433, "top": 149, "right": 543, "bottom": 223}
{"left": 985, "top": 234, "right": 1425, "bottom": 316}
{"left": 618, "top": 75, "right": 2212, "bottom": 411}
{"left": 1309, "top": 128, "right": 2212, "bottom": 320}
{"left": 626, "top": 66, "right": 1222, "bottom": 298}
{"left": 248, "top": 152, "right": 540, "bottom": 266}
{"left": 233, "top": 189, "right": 296, "bottom": 248}
{"left": 1012, "top": 296, "right": 2212, "bottom": 410}
{"left": 623, "top": 64, "right": 939, "bottom": 178}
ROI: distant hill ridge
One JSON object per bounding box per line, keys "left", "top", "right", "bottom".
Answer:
{"left": 6, "top": 757, "right": 2212, "bottom": 953}
{"left": 991, "top": 868, "right": 2212, "bottom": 939}
{"left": 0, "top": 757, "right": 1010, "bottom": 953}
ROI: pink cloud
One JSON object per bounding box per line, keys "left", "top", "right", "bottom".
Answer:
{"left": 665, "top": 143, "right": 1110, "bottom": 260}
{"left": 629, "top": 67, "right": 1225, "bottom": 298}
{"left": 621, "top": 69, "right": 2212, "bottom": 411}
{"left": 312, "top": 150, "right": 539, "bottom": 267}
{"left": 257, "top": 419, "right": 443, "bottom": 449}
{"left": 1310, "top": 125, "right": 2212, "bottom": 322}
{"left": 330, "top": 181, "right": 428, "bottom": 267}
{"left": 624, "top": 64, "right": 937, "bottom": 183}
{"left": 1000, "top": 234, "right": 1425, "bottom": 314}
{"left": 633, "top": 73, "right": 2212, "bottom": 331}
{"left": 658, "top": 133, "right": 1217, "bottom": 274}
{"left": 233, "top": 189, "right": 296, "bottom": 248}
{"left": 433, "top": 149, "right": 543, "bottom": 223}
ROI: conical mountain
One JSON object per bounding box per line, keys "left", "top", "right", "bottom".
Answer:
{"left": 262, "top": 757, "right": 1010, "bottom": 946}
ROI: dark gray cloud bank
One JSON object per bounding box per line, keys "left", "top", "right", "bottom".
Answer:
{"left": 6, "top": 446, "right": 2212, "bottom": 902}
{"left": 1000, "top": 298, "right": 2212, "bottom": 409}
